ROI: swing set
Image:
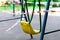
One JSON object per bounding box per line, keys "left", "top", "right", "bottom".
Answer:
{"left": 20, "top": 0, "right": 41, "bottom": 39}
{"left": 20, "top": 0, "right": 60, "bottom": 40}
{"left": 6, "top": 0, "right": 60, "bottom": 40}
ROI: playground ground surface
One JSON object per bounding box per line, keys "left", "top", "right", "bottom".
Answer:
{"left": 0, "top": 8, "right": 60, "bottom": 40}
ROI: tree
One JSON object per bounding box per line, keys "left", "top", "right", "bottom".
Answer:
{"left": 53, "top": 0, "right": 58, "bottom": 2}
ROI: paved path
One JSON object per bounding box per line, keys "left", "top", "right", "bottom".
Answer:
{"left": 0, "top": 9, "right": 60, "bottom": 40}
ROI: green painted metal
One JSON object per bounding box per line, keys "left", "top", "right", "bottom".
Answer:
{"left": 38, "top": 0, "right": 42, "bottom": 31}
{"left": 30, "top": 0, "right": 36, "bottom": 23}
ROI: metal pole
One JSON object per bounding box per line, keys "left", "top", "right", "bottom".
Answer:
{"left": 13, "top": 0, "right": 15, "bottom": 16}
{"left": 38, "top": 0, "right": 41, "bottom": 32}
{"left": 40, "top": 0, "right": 51, "bottom": 40}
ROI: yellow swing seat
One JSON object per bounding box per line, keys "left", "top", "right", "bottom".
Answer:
{"left": 20, "top": 21, "right": 40, "bottom": 34}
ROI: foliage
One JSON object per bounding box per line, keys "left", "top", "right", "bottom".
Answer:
{"left": 27, "top": 0, "right": 60, "bottom": 2}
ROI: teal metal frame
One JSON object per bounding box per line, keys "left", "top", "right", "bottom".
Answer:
{"left": 40, "top": 0, "right": 51, "bottom": 40}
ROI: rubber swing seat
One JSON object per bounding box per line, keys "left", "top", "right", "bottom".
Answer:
{"left": 20, "top": 21, "right": 40, "bottom": 34}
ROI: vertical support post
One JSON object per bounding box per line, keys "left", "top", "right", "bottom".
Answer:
{"left": 40, "top": 0, "right": 51, "bottom": 40}
{"left": 13, "top": 0, "right": 15, "bottom": 16}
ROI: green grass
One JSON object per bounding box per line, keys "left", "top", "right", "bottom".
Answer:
{"left": 0, "top": 6, "right": 12, "bottom": 10}
{"left": 0, "top": 5, "right": 45, "bottom": 11}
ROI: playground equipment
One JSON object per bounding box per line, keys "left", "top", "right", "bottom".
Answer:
{"left": 20, "top": 0, "right": 60, "bottom": 40}
{"left": 20, "top": 21, "right": 40, "bottom": 34}
{"left": 20, "top": 0, "right": 52, "bottom": 40}
{"left": 20, "top": 0, "right": 41, "bottom": 39}
{"left": 40, "top": 0, "right": 51, "bottom": 40}
{"left": 20, "top": 0, "right": 60, "bottom": 39}
{"left": 4, "top": 0, "right": 60, "bottom": 40}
